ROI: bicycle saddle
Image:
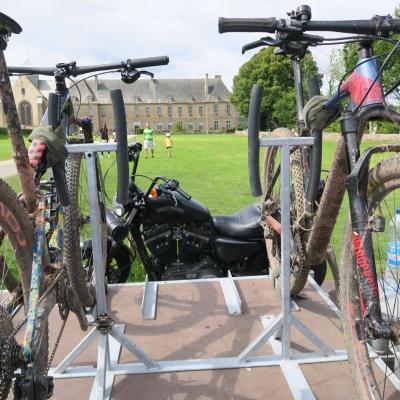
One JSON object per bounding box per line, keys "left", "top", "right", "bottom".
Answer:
{"left": 0, "top": 12, "right": 22, "bottom": 35}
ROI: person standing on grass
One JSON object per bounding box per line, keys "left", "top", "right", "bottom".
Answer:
{"left": 99, "top": 123, "right": 109, "bottom": 143}
{"left": 165, "top": 132, "right": 173, "bottom": 158}
{"left": 143, "top": 123, "right": 155, "bottom": 158}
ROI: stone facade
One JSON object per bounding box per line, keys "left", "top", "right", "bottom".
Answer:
{"left": 1, "top": 74, "right": 237, "bottom": 133}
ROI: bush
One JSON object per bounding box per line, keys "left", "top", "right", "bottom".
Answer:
{"left": 171, "top": 122, "right": 184, "bottom": 134}
{"left": 135, "top": 127, "right": 144, "bottom": 135}
{"left": 0, "top": 127, "right": 32, "bottom": 136}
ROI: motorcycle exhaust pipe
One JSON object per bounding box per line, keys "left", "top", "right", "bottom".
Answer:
{"left": 105, "top": 207, "right": 129, "bottom": 243}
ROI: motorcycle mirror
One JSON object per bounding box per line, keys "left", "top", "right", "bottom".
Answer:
{"left": 248, "top": 84, "right": 264, "bottom": 197}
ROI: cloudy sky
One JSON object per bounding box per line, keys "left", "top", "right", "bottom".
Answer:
{"left": 2, "top": 1, "right": 399, "bottom": 91}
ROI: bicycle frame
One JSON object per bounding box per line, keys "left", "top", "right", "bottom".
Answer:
{"left": 290, "top": 40, "right": 400, "bottom": 336}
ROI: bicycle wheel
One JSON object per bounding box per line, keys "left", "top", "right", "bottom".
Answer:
{"left": 0, "top": 179, "right": 40, "bottom": 400}
{"left": 63, "top": 153, "right": 99, "bottom": 307}
{"left": 340, "top": 154, "right": 400, "bottom": 399}
{"left": 262, "top": 127, "right": 309, "bottom": 295}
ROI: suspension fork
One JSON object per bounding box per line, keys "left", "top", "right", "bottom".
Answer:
{"left": 341, "top": 112, "right": 391, "bottom": 339}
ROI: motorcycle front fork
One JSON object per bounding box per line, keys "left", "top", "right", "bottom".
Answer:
{"left": 341, "top": 112, "right": 392, "bottom": 340}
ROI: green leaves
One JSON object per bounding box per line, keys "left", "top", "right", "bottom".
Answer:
{"left": 231, "top": 47, "right": 321, "bottom": 130}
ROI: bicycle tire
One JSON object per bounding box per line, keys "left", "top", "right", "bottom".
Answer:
{"left": 262, "top": 128, "right": 309, "bottom": 295}
{"left": 63, "top": 153, "right": 96, "bottom": 307}
{"left": 0, "top": 179, "right": 51, "bottom": 400}
{"left": 340, "top": 154, "right": 400, "bottom": 399}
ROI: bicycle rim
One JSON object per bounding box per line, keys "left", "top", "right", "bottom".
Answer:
{"left": 340, "top": 154, "right": 400, "bottom": 399}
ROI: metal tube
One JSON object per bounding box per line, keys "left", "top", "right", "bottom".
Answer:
{"left": 280, "top": 144, "right": 291, "bottom": 360}
{"left": 293, "top": 58, "right": 305, "bottom": 135}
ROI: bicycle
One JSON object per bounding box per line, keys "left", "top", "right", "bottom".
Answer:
{"left": 0, "top": 11, "right": 169, "bottom": 399}
{"left": 220, "top": 5, "right": 400, "bottom": 399}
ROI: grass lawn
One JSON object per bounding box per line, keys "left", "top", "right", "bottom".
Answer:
{"left": 5, "top": 133, "right": 399, "bottom": 281}
{"left": 0, "top": 135, "right": 30, "bottom": 161}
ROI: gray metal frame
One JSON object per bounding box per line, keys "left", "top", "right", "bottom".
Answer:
{"left": 49, "top": 138, "right": 348, "bottom": 400}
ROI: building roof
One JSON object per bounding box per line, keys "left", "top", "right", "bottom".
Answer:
{"left": 67, "top": 76, "right": 231, "bottom": 104}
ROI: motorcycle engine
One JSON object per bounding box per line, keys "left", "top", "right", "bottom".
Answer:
{"left": 142, "top": 223, "right": 220, "bottom": 279}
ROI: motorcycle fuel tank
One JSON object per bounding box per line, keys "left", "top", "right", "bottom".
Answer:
{"left": 145, "top": 191, "right": 211, "bottom": 224}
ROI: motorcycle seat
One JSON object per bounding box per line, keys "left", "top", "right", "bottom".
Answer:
{"left": 212, "top": 203, "right": 263, "bottom": 239}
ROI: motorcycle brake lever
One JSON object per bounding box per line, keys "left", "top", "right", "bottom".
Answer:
{"left": 242, "top": 36, "right": 282, "bottom": 54}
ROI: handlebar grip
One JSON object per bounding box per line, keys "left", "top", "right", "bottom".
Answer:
{"left": 248, "top": 84, "right": 264, "bottom": 197}
{"left": 129, "top": 56, "right": 169, "bottom": 68}
{"left": 111, "top": 89, "right": 129, "bottom": 206}
{"left": 176, "top": 187, "right": 192, "bottom": 200}
{"left": 307, "top": 77, "right": 321, "bottom": 98}
{"left": 48, "top": 92, "right": 61, "bottom": 130}
{"left": 219, "top": 17, "right": 277, "bottom": 33}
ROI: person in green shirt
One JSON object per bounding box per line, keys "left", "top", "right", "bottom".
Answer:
{"left": 143, "top": 123, "right": 155, "bottom": 159}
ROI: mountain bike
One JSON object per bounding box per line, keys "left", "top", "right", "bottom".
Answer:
{"left": 220, "top": 5, "right": 400, "bottom": 399}
{"left": 0, "top": 11, "right": 169, "bottom": 399}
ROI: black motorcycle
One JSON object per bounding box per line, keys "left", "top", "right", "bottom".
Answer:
{"left": 104, "top": 142, "right": 269, "bottom": 281}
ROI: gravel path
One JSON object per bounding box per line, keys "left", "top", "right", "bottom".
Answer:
{"left": 0, "top": 159, "right": 17, "bottom": 179}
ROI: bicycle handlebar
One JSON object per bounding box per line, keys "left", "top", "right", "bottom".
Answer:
{"left": 8, "top": 56, "right": 169, "bottom": 77}
{"left": 219, "top": 15, "right": 400, "bottom": 36}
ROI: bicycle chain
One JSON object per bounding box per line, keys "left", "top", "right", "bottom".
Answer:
{"left": 46, "top": 317, "right": 67, "bottom": 374}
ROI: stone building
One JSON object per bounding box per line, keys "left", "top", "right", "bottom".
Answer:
{"left": 0, "top": 74, "right": 237, "bottom": 133}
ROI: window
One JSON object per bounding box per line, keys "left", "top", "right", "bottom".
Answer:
{"left": 213, "top": 120, "right": 219, "bottom": 131}
{"left": 226, "top": 120, "right": 231, "bottom": 130}
{"left": 227, "top": 104, "right": 231, "bottom": 115}
{"left": 157, "top": 106, "right": 162, "bottom": 116}
{"left": 168, "top": 122, "right": 173, "bottom": 131}
{"left": 214, "top": 103, "right": 218, "bottom": 115}
{"left": 178, "top": 106, "right": 183, "bottom": 117}
{"left": 146, "top": 106, "right": 150, "bottom": 116}
{"left": 19, "top": 101, "right": 32, "bottom": 126}
{"left": 100, "top": 106, "right": 107, "bottom": 118}
{"left": 199, "top": 106, "right": 203, "bottom": 116}
{"left": 188, "top": 105, "right": 193, "bottom": 116}
{"left": 133, "top": 104, "right": 139, "bottom": 116}
{"left": 199, "top": 122, "right": 204, "bottom": 131}
{"left": 188, "top": 122, "right": 193, "bottom": 131}
{"left": 157, "top": 122, "right": 163, "bottom": 131}
{"left": 88, "top": 104, "right": 94, "bottom": 116}
{"left": 21, "top": 88, "right": 25, "bottom": 96}
{"left": 168, "top": 105, "right": 172, "bottom": 115}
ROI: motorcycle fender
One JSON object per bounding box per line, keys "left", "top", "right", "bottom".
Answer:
{"left": 213, "top": 236, "right": 262, "bottom": 263}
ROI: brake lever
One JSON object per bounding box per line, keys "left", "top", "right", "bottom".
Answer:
{"left": 242, "top": 36, "right": 282, "bottom": 54}
{"left": 121, "top": 69, "right": 154, "bottom": 84}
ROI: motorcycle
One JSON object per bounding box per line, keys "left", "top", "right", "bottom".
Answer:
{"left": 104, "top": 142, "right": 269, "bottom": 281}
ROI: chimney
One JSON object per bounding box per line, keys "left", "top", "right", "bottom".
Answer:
{"left": 94, "top": 75, "right": 99, "bottom": 91}
{"left": 150, "top": 78, "right": 156, "bottom": 99}
{"left": 204, "top": 73, "right": 209, "bottom": 96}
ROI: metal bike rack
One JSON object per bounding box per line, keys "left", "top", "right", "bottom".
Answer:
{"left": 49, "top": 136, "right": 348, "bottom": 400}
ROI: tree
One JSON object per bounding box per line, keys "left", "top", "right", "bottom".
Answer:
{"left": 230, "top": 47, "right": 322, "bottom": 131}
